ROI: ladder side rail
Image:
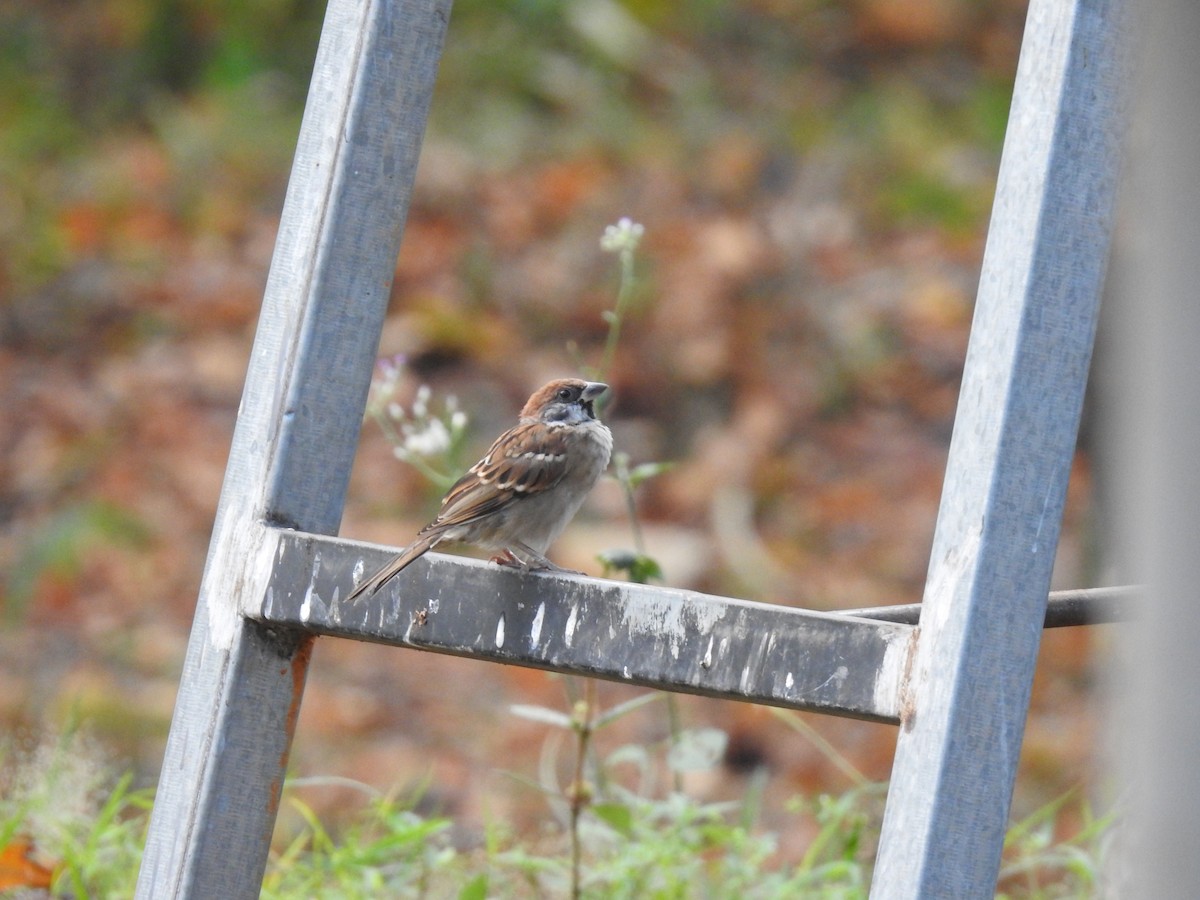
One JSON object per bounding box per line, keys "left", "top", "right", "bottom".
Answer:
{"left": 135, "top": 0, "right": 453, "bottom": 896}
{"left": 871, "top": 0, "right": 1126, "bottom": 895}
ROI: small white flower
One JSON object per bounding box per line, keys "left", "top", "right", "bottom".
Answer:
{"left": 404, "top": 418, "right": 451, "bottom": 457}
{"left": 366, "top": 355, "right": 407, "bottom": 419}
{"left": 601, "top": 217, "right": 645, "bottom": 254}
{"left": 413, "top": 384, "right": 432, "bottom": 419}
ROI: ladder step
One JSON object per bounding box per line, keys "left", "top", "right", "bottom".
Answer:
{"left": 254, "top": 528, "right": 915, "bottom": 723}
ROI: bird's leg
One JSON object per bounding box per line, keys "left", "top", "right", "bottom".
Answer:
{"left": 509, "top": 542, "right": 583, "bottom": 575}
{"left": 490, "top": 549, "right": 523, "bottom": 567}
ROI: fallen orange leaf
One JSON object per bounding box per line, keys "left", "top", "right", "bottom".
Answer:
{"left": 0, "top": 836, "right": 55, "bottom": 891}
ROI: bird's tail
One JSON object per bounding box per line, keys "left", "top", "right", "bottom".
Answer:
{"left": 347, "top": 534, "right": 439, "bottom": 603}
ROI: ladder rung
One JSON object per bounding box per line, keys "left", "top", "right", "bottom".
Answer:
{"left": 254, "top": 527, "right": 915, "bottom": 724}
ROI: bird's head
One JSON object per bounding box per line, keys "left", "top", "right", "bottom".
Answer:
{"left": 522, "top": 378, "right": 608, "bottom": 425}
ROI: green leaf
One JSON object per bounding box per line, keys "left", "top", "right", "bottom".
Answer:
{"left": 458, "top": 874, "right": 488, "bottom": 900}
{"left": 591, "top": 802, "right": 634, "bottom": 836}
{"left": 596, "top": 549, "right": 664, "bottom": 583}
{"left": 627, "top": 460, "right": 675, "bottom": 488}
{"left": 597, "top": 548, "right": 638, "bottom": 572}
{"left": 629, "top": 555, "right": 664, "bottom": 583}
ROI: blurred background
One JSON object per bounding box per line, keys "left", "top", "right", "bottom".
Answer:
{"left": 0, "top": 0, "right": 1111, "bottom": 867}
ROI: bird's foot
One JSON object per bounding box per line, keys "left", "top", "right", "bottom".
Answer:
{"left": 492, "top": 546, "right": 583, "bottom": 575}
{"left": 491, "top": 549, "right": 523, "bottom": 568}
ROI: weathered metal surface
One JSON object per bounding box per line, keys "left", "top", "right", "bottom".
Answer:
{"left": 871, "top": 0, "right": 1127, "bottom": 897}
{"left": 253, "top": 529, "right": 916, "bottom": 724}
{"left": 844, "top": 586, "right": 1137, "bottom": 628}
{"left": 136, "top": 0, "right": 453, "bottom": 897}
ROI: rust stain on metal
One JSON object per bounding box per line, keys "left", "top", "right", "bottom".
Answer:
{"left": 267, "top": 634, "right": 315, "bottom": 818}
{"left": 283, "top": 635, "right": 315, "bottom": 746}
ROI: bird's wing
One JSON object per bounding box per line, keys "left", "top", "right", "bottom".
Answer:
{"left": 424, "top": 422, "right": 572, "bottom": 532}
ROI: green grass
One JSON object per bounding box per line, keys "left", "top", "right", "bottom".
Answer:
{"left": 0, "top": 730, "right": 151, "bottom": 898}
{"left": 1, "top": 723, "right": 1116, "bottom": 899}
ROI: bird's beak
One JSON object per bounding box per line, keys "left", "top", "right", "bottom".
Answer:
{"left": 582, "top": 382, "right": 608, "bottom": 402}
{"left": 580, "top": 381, "right": 608, "bottom": 419}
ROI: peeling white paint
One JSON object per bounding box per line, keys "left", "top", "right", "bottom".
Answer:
{"left": 299, "top": 552, "right": 326, "bottom": 623}
{"left": 874, "top": 632, "right": 912, "bottom": 719}
{"left": 565, "top": 605, "right": 578, "bottom": 647}
{"left": 702, "top": 635, "right": 714, "bottom": 669}
{"left": 530, "top": 602, "right": 546, "bottom": 647}
{"left": 924, "top": 529, "right": 981, "bottom": 634}
{"left": 496, "top": 614, "right": 506, "bottom": 648}
{"left": 908, "top": 529, "right": 983, "bottom": 696}
{"left": 619, "top": 590, "right": 728, "bottom": 661}
{"left": 428, "top": 597, "right": 439, "bottom": 615}
{"left": 740, "top": 663, "right": 752, "bottom": 692}
{"left": 205, "top": 512, "right": 275, "bottom": 651}
{"left": 300, "top": 580, "right": 329, "bottom": 624}
{"left": 329, "top": 586, "right": 343, "bottom": 626}
{"left": 785, "top": 672, "right": 794, "bottom": 691}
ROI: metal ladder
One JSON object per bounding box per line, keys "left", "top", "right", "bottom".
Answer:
{"left": 134, "top": 0, "right": 1126, "bottom": 896}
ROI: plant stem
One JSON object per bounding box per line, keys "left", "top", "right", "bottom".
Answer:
{"left": 393, "top": 451, "right": 454, "bottom": 492}
{"left": 768, "top": 707, "right": 868, "bottom": 787}
{"left": 614, "top": 454, "right": 646, "bottom": 556}
{"left": 597, "top": 248, "right": 636, "bottom": 383}
{"left": 568, "top": 679, "right": 596, "bottom": 900}
{"left": 666, "top": 694, "right": 684, "bottom": 794}
{"left": 625, "top": 484, "right": 645, "bottom": 556}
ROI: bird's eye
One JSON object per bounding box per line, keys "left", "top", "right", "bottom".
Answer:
{"left": 557, "top": 388, "right": 573, "bottom": 401}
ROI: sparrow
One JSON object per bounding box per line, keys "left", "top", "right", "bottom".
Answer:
{"left": 349, "top": 378, "right": 613, "bottom": 600}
